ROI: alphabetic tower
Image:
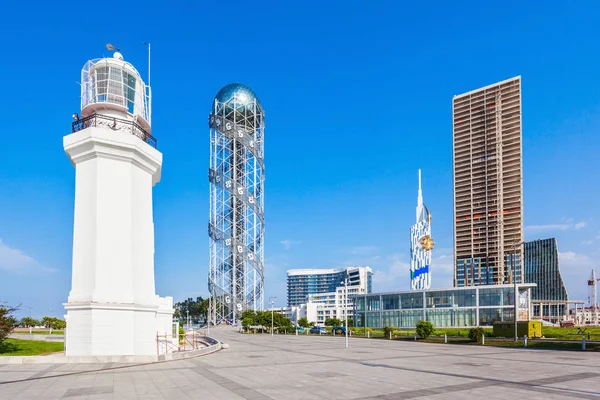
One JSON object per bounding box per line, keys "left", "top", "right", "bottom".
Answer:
{"left": 208, "top": 84, "right": 265, "bottom": 325}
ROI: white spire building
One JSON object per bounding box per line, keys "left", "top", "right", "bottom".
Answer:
{"left": 410, "top": 170, "right": 434, "bottom": 290}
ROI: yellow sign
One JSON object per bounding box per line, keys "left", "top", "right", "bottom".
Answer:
{"left": 419, "top": 235, "right": 435, "bottom": 251}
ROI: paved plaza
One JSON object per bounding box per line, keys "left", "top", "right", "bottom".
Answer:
{"left": 1, "top": 328, "right": 599, "bottom": 399}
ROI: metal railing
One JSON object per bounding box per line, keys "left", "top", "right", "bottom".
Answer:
{"left": 156, "top": 331, "right": 220, "bottom": 355}
{"left": 72, "top": 113, "right": 157, "bottom": 149}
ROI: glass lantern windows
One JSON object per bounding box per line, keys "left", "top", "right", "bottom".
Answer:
{"left": 123, "top": 71, "right": 136, "bottom": 114}
{"left": 90, "top": 65, "right": 137, "bottom": 115}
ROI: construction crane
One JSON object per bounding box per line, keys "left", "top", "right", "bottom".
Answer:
{"left": 588, "top": 269, "right": 600, "bottom": 325}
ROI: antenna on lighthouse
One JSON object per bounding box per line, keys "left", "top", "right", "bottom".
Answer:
{"left": 143, "top": 42, "right": 151, "bottom": 88}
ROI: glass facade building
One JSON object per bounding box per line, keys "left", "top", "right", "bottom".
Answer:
{"left": 353, "top": 284, "right": 534, "bottom": 329}
{"left": 287, "top": 267, "right": 372, "bottom": 307}
{"left": 524, "top": 238, "right": 569, "bottom": 320}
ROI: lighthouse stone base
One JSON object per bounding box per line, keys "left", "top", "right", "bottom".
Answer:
{"left": 63, "top": 126, "right": 174, "bottom": 357}
{"left": 64, "top": 297, "right": 173, "bottom": 357}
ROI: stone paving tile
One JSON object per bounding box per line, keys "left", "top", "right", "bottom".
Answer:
{"left": 1, "top": 328, "right": 600, "bottom": 399}
{"left": 63, "top": 384, "right": 113, "bottom": 397}
{"left": 87, "top": 395, "right": 114, "bottom": 400}
{"left": 549, "top": 376, "right": 600, "bottom": 393}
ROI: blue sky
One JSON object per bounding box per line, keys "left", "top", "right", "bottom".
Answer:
{"left": 1, "top": 1, "right": 599, "bottom": 318}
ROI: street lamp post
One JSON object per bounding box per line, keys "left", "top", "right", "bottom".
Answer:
{"left": 269, "top": 296, "right": 276, "bottom": 337}
{"left": 28, "top": 306, "right": 33, "bottom": 334}
{"left": 207, "top": 297, "right": 211, "bottom": 336}
{"left": 340, "top": 273, "right": 349, "bottom": 348}
{"left": 364, "top": 292, "right": 367, "bottom": 336}
{"left": 512, "top": 238, "right": 525, "bottom": 342}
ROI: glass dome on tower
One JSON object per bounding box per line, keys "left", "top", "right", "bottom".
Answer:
{"left": 213, "top": 83, "right": 263, "bottom": 128}
{"left": 215, "top": 83, "right": 260, "bottom": 107}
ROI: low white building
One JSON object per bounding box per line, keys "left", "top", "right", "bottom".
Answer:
{"left": 310, "top": 285, "right": 365, "bottom": 326}
{"left": 271, "top": 286, "right": 366, "bottom": 327}
{"left": 268, "top": 303, "right": 319, "bottom": 326}
{"left": 570, "top": 306, "right": 600, "bottom": 325}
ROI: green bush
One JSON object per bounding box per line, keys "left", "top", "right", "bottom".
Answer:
{"left": 351, "top": 327, "right": 372, "bottom": 335}
{"left": 242, "top": 317, "right": 254, "bottom": 328}
{"left": 178, "top": 324, "right": 185, "bottom": 344}
{"left": 468, "top": 327, "right": 484, "bottom": 342}
{"left": 383, "top": 326, "right": 394, "bottom": 338}
{"left": 438, "top": 328, "right": 466, "bottom": 337}
{"left": 297, "top": 317, "right": 310, "bottom": 328}
{"left": 324, "top": 318, "right": 342, "bottom": 327}
{"left": 415, "top": 320, "right": 434, "bottom": 339}
{"left": 0, "top": 304, "right": 18, "bottom": 345}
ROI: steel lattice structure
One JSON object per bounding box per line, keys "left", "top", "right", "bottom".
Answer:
{"left": 208, "top": 84, "right": 265, "bottom": 325}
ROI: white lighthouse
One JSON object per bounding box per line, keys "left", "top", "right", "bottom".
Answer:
{"left": 63, "top": 49, "right": 174, "bottom": 357}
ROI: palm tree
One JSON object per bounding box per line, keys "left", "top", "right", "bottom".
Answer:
{"left": 42, "top": 316, "right": 53, "bottom": 334}
{"left": 20, "top": 317, "right": 38, "bottom": 334}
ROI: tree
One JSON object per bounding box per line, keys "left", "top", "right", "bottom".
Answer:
{"left": 42, "top": 316, "right": 53, "bottom": 333}
{"left": 199, "top": 298, "right": 210, "bottom": 324}
{"left": 273, "top": 313, "right": 293, "bottom": 332}
{"left": 42, "top": 316, "right": 65, "bottom": 334}
{"left": 174, "top": 296, "right": 211, "bottom": 325}
{"left": 241, "top": 310, "right": 257, "bottom": 331}
{"left": 241, "top": 309, "right": 257, "bottom": 322}
{"left": 416, "top": 320, "right": 434, "bottom": 339}
{"left": 20, "top": 317, "right": 39, "bottom": 328}
{"left": 242, "top": 317, "right": 254, "bottom": 329}
{"left": 0, "top": 304, "right": 18, "bottom": 345}
{"left": 242, "top": 310, "right": 295, "bottom": 333}
{"left": 297, "top": 317, "right": 310, "bottom": 328}
{"left": 324, "top": 318, "right": 342, "bottom": 327}
{"left": 256, "top": 311, "right": 271, "bottom": 328}
{"left": 346, "top": 318, "right": 354, "bottom": 328}
{"left": 50, "top": 318, "right": 66, "bottom": 331}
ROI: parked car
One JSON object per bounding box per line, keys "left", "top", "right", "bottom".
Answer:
{"left": 295, "top": 326, "right": 305, "bottom": 333}
{"left": 310, "top": 326, "right": 327, "bottom": 334}
{"left": 332, "top": 326, "right": 347, "bottom": 335}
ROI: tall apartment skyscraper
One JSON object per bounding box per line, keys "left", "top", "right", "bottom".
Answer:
{"left": 452, "top": 76, "right": 523, "bottom": 287}
{"left": 287, "top": 267, "right": 373, "bottom": 307}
